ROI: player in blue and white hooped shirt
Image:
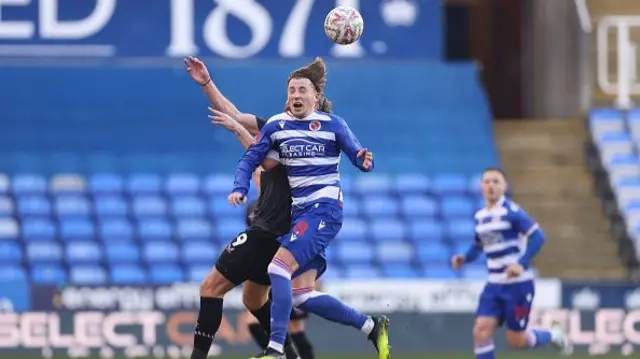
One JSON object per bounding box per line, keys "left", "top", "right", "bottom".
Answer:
{"left": 228, "top": 58, "right": 390, "bottom": 359}
{"left": 451, "top": 168, "right": 572, "bottom": 359}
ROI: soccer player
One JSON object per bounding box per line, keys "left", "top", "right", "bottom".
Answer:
{"left": 228, "top": 57, "right": 389, "bottom": 359}
{"left": 185, "top": 57, "right": 389, "bottom": 359}
{"left": 451, "top": 168, "right": 573, "bottom": 359}
{"left": 246, "top": 168, "right": 316, "bottom": 359}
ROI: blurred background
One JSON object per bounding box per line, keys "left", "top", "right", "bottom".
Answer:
{"left": 0, "top": 0, "right": 638, "bottom": 358}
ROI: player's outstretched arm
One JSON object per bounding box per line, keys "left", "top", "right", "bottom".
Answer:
{"left": 184, "top": 56, "right": 262, "bottom": 135}
{"left": 335, "top": 118, "right": 374, "bottom": 172}
{"left": 232, "top": 123, "right": 276, "bottom": 198}
{"left": 208, "top": 107, "right": 255, "bottom": 150}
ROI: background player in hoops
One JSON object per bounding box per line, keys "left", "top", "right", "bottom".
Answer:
{"left": 246, "top": 168, "right": 316, "bottom": 359}
{"left": 185, "top": 56, "right": 389, "bottom": 359}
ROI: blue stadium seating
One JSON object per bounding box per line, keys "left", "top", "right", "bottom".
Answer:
{"left": 0, "top": 172, "right": 506, "bottom": 284}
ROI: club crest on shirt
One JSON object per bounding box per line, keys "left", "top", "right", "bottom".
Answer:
{"left": 309, "top": 120, "right": 321, "bottom": 131}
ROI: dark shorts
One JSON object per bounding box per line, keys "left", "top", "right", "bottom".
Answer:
{"left": 215, "top": 227, "right": 281, "bottom": 286}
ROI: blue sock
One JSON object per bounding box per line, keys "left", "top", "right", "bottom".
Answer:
{"left": 474, "top": 340, "right": 495, "bottom": 359}
{"left": 267, "top": 261, "right": 294, "bottom": 353}
{"left": 295, "top": 289, "right": 372, "bottom": 333}
{"left": 527, "top": 329, "right": 552, "bottom": 348}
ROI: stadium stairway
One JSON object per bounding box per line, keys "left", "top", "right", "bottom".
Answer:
{"left": 494, "top": 119, "right": 626, "bottom": 279}
{"left": 587, "top": 0, "right": 640, "bottom": 104}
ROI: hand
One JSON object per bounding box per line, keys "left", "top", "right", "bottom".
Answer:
{"left": 184, "top": 56, "right": 211, "bottom": 86}
{"left": 357, "top": 148, "right": 374, "bottom": 171}
{"left": 227, "top": 192, "right": 246, "bottom": 207}
{"left": 208, "top": 107, "right": 238, "bottom": 132}
{"left": 505, "top": 263, "right": 524, "bottom": 278}
{"left": 451, "top": 255, "right": 465, "bottom": 270}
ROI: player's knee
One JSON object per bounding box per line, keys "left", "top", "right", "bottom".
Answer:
{"left": 242, "top": 291, "right": 268, "bottom": 312}
{"left": 505, "top": 330, "right": 528, "bottom": 349}
{"left": 473, "top": 322, "right": 494, "bottom": 343}
{"left": 200, "top": 269, "right": 234, "bottom": 298}
{"left": 267, "top": 261, "right": 293, "bottom": 280}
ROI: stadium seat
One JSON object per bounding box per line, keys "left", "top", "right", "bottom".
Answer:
{"left": 354, "top": 174, "right": 392, "bottom": 195}
{"left": 54, "top": 196, "right": 91, "bottom": 218}
{"left": 181, "top": 241, "right": 220, "bottom": 264}
{"left": 176, "top": 218, "right": 213, "bottom": 241}
{"left": 416, "top": 242, "right": 451, "bottom": 263}
{"left": 105, "top": 242, "right": 140, "bottom": 264}
{"left": 0, "top": 218, "right": 19, "bottom": 240}
{"left": 89, "top": 173, "right": 124, "bottom": 194}
{"left": 337, "top": 242, "right": 374, "bottom": 264}
{"left": 49, "top": 174, "right": 86, "bottom": 195}
{"left": 187, "top": 265, "right": 211, "bottom": 282}
{"left": 370, "top": 219, "right": 406, "bottom": 242}
{"left": 361, "top": 196, "right": 399, "bottom": 218}
{"left": 400, "top": 196, "right": 437, "bottom": 218}
{"left": 376, "top": 242, "right": 414, "bottom": 264}
{"left": 344, "top": 264, "right": 381, "bottom": 279}
{"left": 12, "top": 174, "right": 47, "bottom": 195}
{"left": 381, "top": 264, "right": 420, "bottom": 278}
{"left": 16, "top": 196, "right": 51, "bottom": 217}
{"left": 94, "top": 196, "right": 129, "bottom": 217}
{"left": 27, "top": 242, "right": 63, "bottom": 263}
{"left": 214, "top": 219, "right": 245, "bottom": 240}
{"left": 99, "top": 218, "right": 134, "bottom": 241}
{"left": 342, "top": 196, "right": 361, "bottom": 218}
{"left": 340, "top": 176, "right": 354, "bottom": 194}
{"left": 589, "top": 108, "right": 624, "bottom": 134}
{"left": 0, "top": 174, "right": 9, "bottom": 195}
{"left": 440, "top": 196, "right": 475, "bottom": 218}
{"left": 127, "top": 173, "right": 162, "bottom": 194}
{"left": 132, "top": 196, "right": 168, "bottom": 218}
{"left": 446, "top": 219, "right": 476, "bottom": 242}
{"left": 166, "top": 173, "right": 200, "bottom": 195}
{"left": 0, "top": 265, "right": 26, "bottom": 281}
{"left": 431, "top": 173, "right": 467, "bottom": 195}
{"left": 70, "top": 265, "right": 108, "bottom": 285}
{"left": 407, "top": 219, "right": 445, "bottom": 243}
{"left": 137, "top": 219, "right": 173, "bottom": 241}
{"left": 59, "top": 218, "right": 95, "bottom": 241}
{"left": 463, "top": 266, "right": 487, "bottom": 279}
{"left": 21, "top": 219, "right": 56, "bottom": 241}
{"left": 468, "top": 173, "right": 483, "bottom": 195}
{"left": 170, "top": 196, "right": 206, "bottom": 217}
{"left": 209, "top": 197, "right": 244, "bottom": 219}
{"left": 31, "top": 265, "right": 67, "bottom": 284}
{"left": 0, "top": 196, "right": 14, "bottom": 217}
{"left": 149, "top": 265, "right": 184, "bottom": 284}
{"left": 110, "top": 265, "right": 148, "bottom": 284}
{"left": 336, "top": 219, "right": 367, "bottom": 241}
{"left": 0, "top": 241, "right": 22, "bottom": 263}
{"left": 203, "top": 174, "right": 234, "bottom": 196}
{"left": 66, "top": 241, "right": 102, "bottom": 264}
{"left": 142, "top": 242, "right": 179, "bottom": 264}
{"left": 321, "top": 267, "right": 344, "bottom": 280}
{"left": 393, "top": 173, "right": 429, "bottom": 194}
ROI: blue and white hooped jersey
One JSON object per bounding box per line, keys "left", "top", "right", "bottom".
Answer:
{"left": 234, "top": 110, "right": 371, "bottom": 207}
{"left": 474, "top": 196, "right": 539, "bottom": 284}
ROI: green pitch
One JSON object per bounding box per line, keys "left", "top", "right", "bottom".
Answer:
{"left": 19, "top": 354, "right": 631, "bottom": 359}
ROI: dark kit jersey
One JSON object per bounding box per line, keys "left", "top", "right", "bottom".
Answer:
{"left": 243, "top": 117, "right": 292, "bottom": 236}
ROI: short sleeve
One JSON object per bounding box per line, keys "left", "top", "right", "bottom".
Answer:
{"left": 510, "top": 204, "right": 538, "bottom": 237}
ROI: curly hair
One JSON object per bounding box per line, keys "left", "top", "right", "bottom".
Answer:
{"left": 288, "top": 57, "right": 333, "bottom": 113}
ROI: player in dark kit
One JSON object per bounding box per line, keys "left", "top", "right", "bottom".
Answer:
{"left": 185, "top": 56, "right": 389, "bottom": 359}
{"left": 245, "top": 168, "right": 316, "bottom": 359}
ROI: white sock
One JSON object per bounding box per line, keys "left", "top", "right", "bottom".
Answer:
{"left": 360, "top": 317, "right": 375, "bottom": 335}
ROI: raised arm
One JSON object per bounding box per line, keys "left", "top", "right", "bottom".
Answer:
{"left": 335, "top": 117, "right": 374, "bottom": 172}
{"left": 185, "top": 56, "right": 262, "bottom": 135}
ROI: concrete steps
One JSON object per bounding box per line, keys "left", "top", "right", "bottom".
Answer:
{"left": 494, "top": 118, "right": 625, "bottom": 279}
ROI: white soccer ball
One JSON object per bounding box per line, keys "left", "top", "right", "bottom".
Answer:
{"left": 324, "top": 6, "right": 364, "bottom": 45}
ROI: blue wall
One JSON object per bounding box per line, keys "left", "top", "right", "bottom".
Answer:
{"left": 0, "top": 61, "right": 496, "bottom": 175}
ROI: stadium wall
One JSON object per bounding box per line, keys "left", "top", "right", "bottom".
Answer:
{"left": 2, "top": 279, "right": 640, "bottom": 356}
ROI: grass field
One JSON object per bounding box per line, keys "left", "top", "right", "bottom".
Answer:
{"left": 20, "top": 354, "right": 633, "bottom": 359}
